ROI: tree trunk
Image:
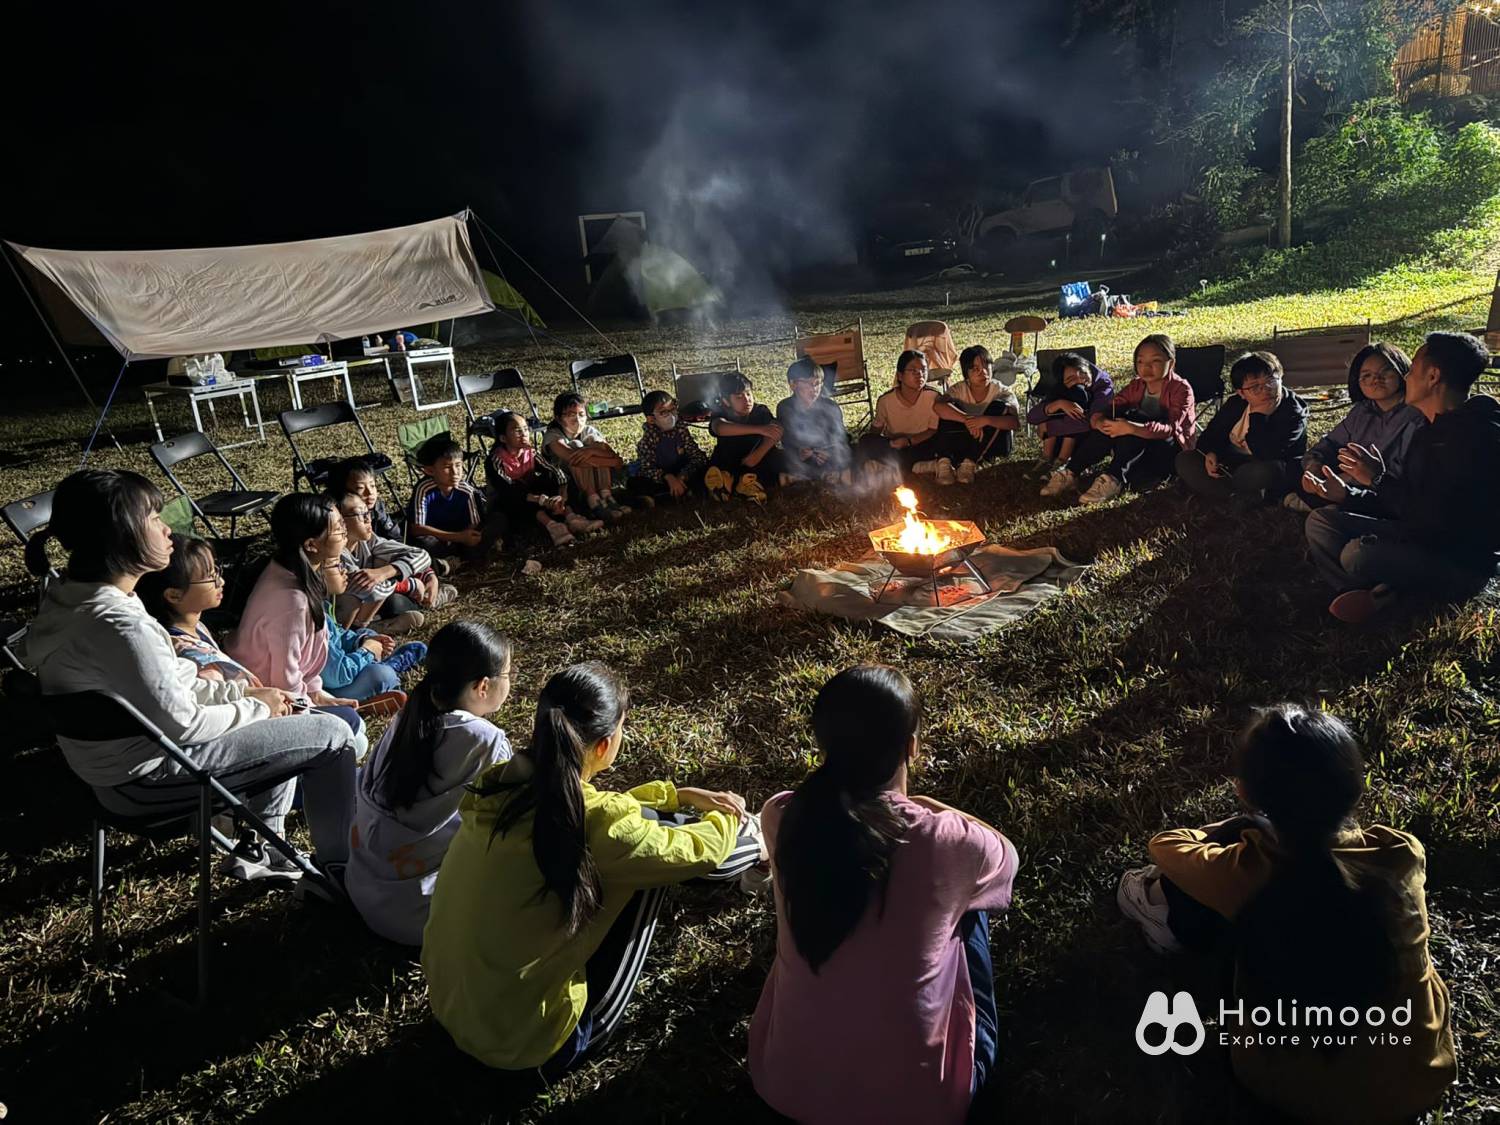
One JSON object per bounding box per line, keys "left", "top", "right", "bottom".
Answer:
{"left": 1277, "top": 0, "right": 1294, "bottom": 249}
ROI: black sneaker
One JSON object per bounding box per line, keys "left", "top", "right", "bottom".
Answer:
{"left": 221, "top": 835, "right": 305, "bottom": 883}
{"left": 294, "top": 857, "right": 351, "bottom": 907}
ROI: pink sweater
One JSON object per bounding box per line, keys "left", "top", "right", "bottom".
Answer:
{"left": 228, "top": 562, "right": 328, "bottom": 697}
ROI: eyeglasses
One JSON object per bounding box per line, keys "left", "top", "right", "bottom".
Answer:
{"left": 1240, "top": 380, "right": 1280, "bottom": 393}
{"left": 190, "top": 566, "right": 225, "bottom": 586}
{"left": 344, "top": 509, "right": 372, "bottom": 522}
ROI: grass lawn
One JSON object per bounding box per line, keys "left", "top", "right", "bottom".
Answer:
{"left": 1, "top": 260, "right": 1497, "bottom": 1123}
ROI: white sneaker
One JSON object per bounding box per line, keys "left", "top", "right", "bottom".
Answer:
{"left": 1117, "top": 865, "right": 1182, "bottom": 954}
{"left": 738, "top": 862, "right": 772, "bottom": 896}
{"left": 934, "top": 458, "right": 956, "bottom": 486}
{"left": 955, "top": 459, "right": 977, "bottom": 485}
{"left": 1039, "top": 467, "right": 1075, "bottom": 497}
{"left": 912, "top": 460, "right": 938, "bottom": 476}
{"left": 1281, "top": 492, "right": 1313, "bottom": 514}
{"left": 1078, "top": 473, "right": 1123, "bottom": 506}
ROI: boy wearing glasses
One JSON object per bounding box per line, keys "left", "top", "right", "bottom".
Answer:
{"left": 1176, "top": 351, "right": 1308, "bottom": 505}
{"left": 333, "top": 492, "right": 453, "bottom": 632}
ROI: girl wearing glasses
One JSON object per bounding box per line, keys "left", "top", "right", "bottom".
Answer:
{"left": 1285, "top": 343, "right": 1425, "bottom": 513}
{"left": 138, "top": 534, "right": 259, "bottom": 687}
{"left": 1177, "top": 351, "right": 1309, "bottom": 505}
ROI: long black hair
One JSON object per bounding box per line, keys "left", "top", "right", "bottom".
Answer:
{"left": 478, "top": 661, "right": 630, "bottom": 936}
{"left": 28, "top": 469, "right": 164, "bottom": 583}
{"left": 1233, "top": 705, "right": 1395, "bottom": 1011}
{"left": 775, "top": 665, "right": 921, "bottom": 972}
{"left": 269, "top": 493, "right": 336, "bottom": 632}
{"left": 375, "top": 621, "right": 512, "bottom": 812}
{"left": 137, "top": 533, "right": 217, "bottom": 627}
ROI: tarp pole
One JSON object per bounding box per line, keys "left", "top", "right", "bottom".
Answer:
{"left": 80, "top": 357, "right": 129, "bottom": 467}
{"left": 2, "top": 243, "right": 120, "bottom": 448}
{"left": 472, "top": 212, "right": 620, "bottom": 351}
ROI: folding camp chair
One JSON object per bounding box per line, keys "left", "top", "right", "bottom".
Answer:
{"left": 458, "top": 369, "right": 545, "bottom": 476}
{"left": 671, "top": 360, "right": 742, "bottom": 425}
{"left": 18, "top": 678, "right": 327, "bottom": 1007}
{"left": 903, "top": 322, "right": 959, "bottom": 392}
{"left": 278, "top": 402, "right": 394, "bottom": 492}
{"left": 3, "top": 489, "right": 54, "bottom": 553}
{"left": 151, "top": 431, "right": 278, "bottom": 540}
{"left": 570, "top": 355, "right": 646, "bottom": 419}
{"left": 1257, "top": 325, "right": 1372, "bottom": 414}
{"left": 397, "top": 416, "right": 457, "bottom": 488}
{"left": 795, "top": 319, "right": 874, "bottom": 434}
{"left": 1174, "top": 345, "right": 1229, "bottom": 424}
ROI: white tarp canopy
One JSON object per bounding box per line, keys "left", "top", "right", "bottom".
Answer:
{"left": 7, "top": 211, "right": 493, "bottom": 361}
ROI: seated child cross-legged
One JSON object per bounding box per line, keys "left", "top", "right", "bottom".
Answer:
{"left": 137, "top": 533, "right": 261, "bottom": 687}
{"left": 332, "top": 490, "right": 451, "bottom": 635}
{"left": 488, "top": 410, "right": 603, "bottom": 549}
{"left": 542, "top": 393, "right": 631, "bottom": 522}
{"left": 318, "top": 561, "right": 427, "bottom": 704}
{"left": 628, "top": 390, "right": 709, "bottom": 503}
{"left": 855, "top": 350, "right": 943, "bottom": 487}
{"left": 346, "top": 621, "right": 514, "bottom": 945}
{"left": 1116, "top": 705, "right": 1456, "bottom": 1124}
{"left": 409, "top": 433, "right": 506, "bottom": 567}
{"left": 1177, "top": 351, "right": 1309, "bottom": 506}
{"left": 775, "top": 357, "right": 851, "bottom": 486}
{"left": 750, "top": 665, "right": 1018, "bottom": 1125}
{"left": 423, "top": 661, "right": 764, "bottom": 1075}
{"left": 705, "top": 373, "right": 785, "bottom": 503}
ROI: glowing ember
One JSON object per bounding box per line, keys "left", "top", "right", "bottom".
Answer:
{"left": 892, "top": 488, "right": 956, "bottom": 555}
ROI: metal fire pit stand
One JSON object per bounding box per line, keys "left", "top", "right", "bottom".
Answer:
{"left": 870, "top": 552, "right": 992, "bottom": 607}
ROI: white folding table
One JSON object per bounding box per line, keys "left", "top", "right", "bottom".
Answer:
{"left": 279, "top": 361, "right": 353, "bottom": 410}
{"left": 143, "top": 377, "right": 266, "bottom": 448}
{"left": 390, "top": 347, "right": 460, "bottom": 411}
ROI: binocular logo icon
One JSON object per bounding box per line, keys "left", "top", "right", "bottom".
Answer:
{"left": 1135, "top": 990, "right": 1206, "bottom": 1056}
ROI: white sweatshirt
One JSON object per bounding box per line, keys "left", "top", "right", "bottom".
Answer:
{"left": 25, "top": 580, "right": 269, "bottom": 786}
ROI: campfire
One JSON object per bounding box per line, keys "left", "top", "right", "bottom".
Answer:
{"left": 868, "top": 489, "right": 989, "bottom": 605}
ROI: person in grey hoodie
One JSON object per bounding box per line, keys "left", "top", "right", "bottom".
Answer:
{"left": 24, "top": 470, "right": 357, "bottom": 879}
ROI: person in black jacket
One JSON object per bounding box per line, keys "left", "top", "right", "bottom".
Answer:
{"left": 1176, "top": 351, "right": 1308, "bottom": 504}
{"left": 1304, "top": 332, "right": 1499, "bottom": 623}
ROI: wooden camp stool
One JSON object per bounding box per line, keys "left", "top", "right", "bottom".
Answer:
{"left": 903, "top": 321, "right": 959, "bottom": 392}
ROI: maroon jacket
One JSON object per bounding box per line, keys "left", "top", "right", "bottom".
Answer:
{"left": 1110, "top": 372, "right": 1197, "bottom": 451}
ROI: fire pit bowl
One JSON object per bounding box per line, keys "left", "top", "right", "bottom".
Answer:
{"left": 870, "top": 518, "right": 986, "bottom": 576}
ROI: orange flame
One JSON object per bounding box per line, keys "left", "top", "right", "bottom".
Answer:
{"left": 893, "top": 488, "right": 956, "bottom": 555}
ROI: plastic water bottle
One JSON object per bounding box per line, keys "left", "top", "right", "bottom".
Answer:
{"left": 361, "top": 336, "right": 371, "bottom": 352}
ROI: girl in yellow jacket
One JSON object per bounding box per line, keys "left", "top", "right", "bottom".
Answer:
{"left": 1117, "top": 704, "right": 1455, "bottom": 1125}
{"left": 422, "top": 661, "right": 763, "bottom": 1074}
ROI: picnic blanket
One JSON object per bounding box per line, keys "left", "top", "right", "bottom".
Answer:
{"left": 779, "top": 544, "right": 1088, "bottom": 640}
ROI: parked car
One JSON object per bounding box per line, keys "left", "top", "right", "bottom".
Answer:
{"left": 974, "top": 167, "right": 1118, "bottom": 266}
{"left": 862, "top": 202, "right": 960, "bottom": 273}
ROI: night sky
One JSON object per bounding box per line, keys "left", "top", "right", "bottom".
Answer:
{"left": 4, "top": 0, "right": 1129, "bottom": 358}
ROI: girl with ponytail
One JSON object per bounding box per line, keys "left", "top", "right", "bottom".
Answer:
{"left": 345, "top": 621, "right": 513, "bottom": 946}
{"left": 423, "top": 661, "right": 763, "bottom": 1073}
{"left": 1119, "top": 704, "right": 1455, "bottom": 1123}
{"left": 749, "top": 666, "right": 1019, "bottom": 1125}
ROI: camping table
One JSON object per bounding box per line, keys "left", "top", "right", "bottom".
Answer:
{"left": 390, "top": 346, "right": 460, "bottom": 411}
{"left": 346, "top": 355, "right": 401, "bottom": 408}
{"left": 278, "top": 361, "right": 353, "bottom": 411}
{"left": 143, "top": 378, "right": 267, "bottom": 448}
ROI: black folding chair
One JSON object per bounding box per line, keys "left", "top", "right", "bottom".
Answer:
{"left": 3, "top": 489, "right": 54, "bottom": 551}
{"left": 1025, "top": 347, "right": 1099, "bottom": 450}
{"left": 278, "top": 402, "right": 394, "bottom": 492}
{"left": 1175, "top": 345, "right": 1229, "bottom": 424}
{"left": 151, "top": 431, "right": 279, "bottom": 540}
{"left": 458, "top": 369, "right": 546, "bottom": 478}
{"left": 569, "top": 354, "right": 646, "bottom": 419}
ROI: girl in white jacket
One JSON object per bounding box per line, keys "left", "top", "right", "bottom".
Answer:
{"left": 25, "top": 470, "right": 358, "bottom": 881}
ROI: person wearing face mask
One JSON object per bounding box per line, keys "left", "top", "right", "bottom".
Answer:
{"left": 628, "top": 390, "right": 708, "bottom": 504}
{"left": 1284, "top": 344, "right": 1425, "bottom": 514}
{"left": 1177, "top": 351, "right": 1308, "bottom": 506}
{"left": 542, "top": 392, "right": 631, "bottom": 521}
